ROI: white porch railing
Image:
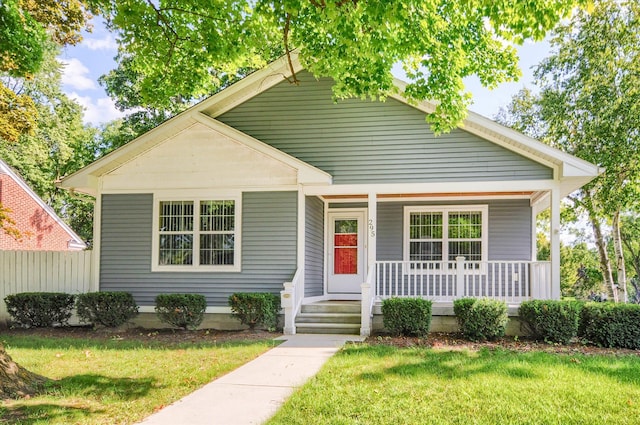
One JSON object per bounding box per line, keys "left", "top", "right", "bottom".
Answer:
{"left": 360, "top": 264, "right": 376, "bottom": 337}
{"left": 281, "top": 268, "right": 304, "bottom": 335}
{"left": 375, "top": 258, "right": 551, "bottom": 303}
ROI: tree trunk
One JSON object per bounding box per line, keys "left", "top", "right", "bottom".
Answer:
{"left": 0, "top": 345, "right": 49, "bottom": 399}
{"left": 588, "top": 210, "right": 618, "bottom": 302}
{"left": 612, "top": 211, "right": 628, "bottom": 302}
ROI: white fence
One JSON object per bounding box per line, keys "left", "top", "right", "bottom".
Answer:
{"left": 0, "top": 250, "right": 94, "bottom": 321}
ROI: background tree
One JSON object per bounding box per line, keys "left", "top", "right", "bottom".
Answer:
{"left": 0, "top": 0, "right": 93, "bottom": 143}
{"left": 498, "top": 0, "right": 640, "bottom": 301}
{"left": 92, "top": 0, "right": 588, "bottom": 133}
{"left": 0, "top": 46, "right": 98, "bottom": 244}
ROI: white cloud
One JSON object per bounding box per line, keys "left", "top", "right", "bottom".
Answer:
{"left": 68, "top": 93, "right": 125, "bottom": 125}
{"left": 59, "top": 58, "right": 96, "bottom": 91}
{"left": 83, "top": 35, "right": 118, "bottom": 51}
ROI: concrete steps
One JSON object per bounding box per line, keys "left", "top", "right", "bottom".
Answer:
{"left": 295, "top": 301, "right": 361, "bottom": 334}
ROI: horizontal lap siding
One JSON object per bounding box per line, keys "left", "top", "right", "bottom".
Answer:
{"left": 376, "top": 199, "right": 531, "bottom": 261}
{"left": 100, "top": 192, "right": 297, "bottom": 306}
{"left": 217, "top": 72, "right": 552, "bottom": 184}
{"left": 305, "top": 196, "right": 324, "bottom": 297}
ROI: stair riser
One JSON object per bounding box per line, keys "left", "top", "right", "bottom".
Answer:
{"left": 296, "top": 326, "right": 361, "bottom": 335}
{"left": 296, "top": 315, "right": 360, "bottom": 324}
{"left": 301, "top": 305, "right": 360, "bottom": 314}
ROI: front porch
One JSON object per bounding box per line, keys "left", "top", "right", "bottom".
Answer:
{"left": 282, "top": 258, "right": 551, "bottom": 335}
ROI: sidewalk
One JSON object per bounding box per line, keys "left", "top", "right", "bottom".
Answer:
{"left": 138, "top": 333, "right": 365, "bottom": 425}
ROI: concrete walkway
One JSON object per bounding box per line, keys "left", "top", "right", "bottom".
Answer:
{"left": 138, "top": 334, "right": 365, "bottom": 425}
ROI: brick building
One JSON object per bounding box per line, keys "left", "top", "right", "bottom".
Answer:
{"left": 0, "top": 159, "right": 86, "bottom": 251}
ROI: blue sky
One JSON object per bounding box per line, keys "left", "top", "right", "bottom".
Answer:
{"left": 58, "top": 18, "right": 551, "bottom": 126}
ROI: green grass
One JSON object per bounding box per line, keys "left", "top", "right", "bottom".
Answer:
{"left": 0, "top": 335, "right": 276, "bottom": 424}
{"left": 268, "top": 344, "right": 640, "bottom": 425}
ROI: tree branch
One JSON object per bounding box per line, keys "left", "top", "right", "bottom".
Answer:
{"left": 283, "top": 12, "right": 299, "bottom": 85}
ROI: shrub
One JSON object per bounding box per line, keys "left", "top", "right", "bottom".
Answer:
{"left": 155, "top": 294, "right": 207, "bottom": 330}
{"left": 453, "top": 298, "right": 508, "bottom": 341}
{"left": 76, "top": 292, "right": 139, "bottom": 327}
{"left": 228, "top": 292, "right": 281, "bottom": 331}
{"left": 381, "top": 297, "right": 432, "bottom": 336}
{"left": 4, "top": 292, "right": 76, "bottom": 327}
{"left": 519, "top": 300, "right": 583, "bottom": 344}
{"left": 580, "top": 302, "right": 640, "bottom": 349}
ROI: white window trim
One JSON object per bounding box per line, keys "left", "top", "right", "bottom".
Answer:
{"left": 152, "top": 193, "right": 242, "bottom": 272}
{"left": 403, "top": 205, "right": 488, "bottom": 272}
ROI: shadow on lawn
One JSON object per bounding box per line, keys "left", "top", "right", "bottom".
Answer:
{"left": 1, "top": 402, "right": 95, "bottom": 425}
{"left": 346, "top": 345, "right": 640, "bottom": 385}
{"left": 0, "top": 374, "right": 155, "bottom": 424}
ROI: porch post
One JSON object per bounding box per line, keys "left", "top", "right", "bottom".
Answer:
{"left": 367, "top": 192, "right": 377, "bottom": 267}
{"left": 550, "top": 187, "right": 561, "bottom": 300}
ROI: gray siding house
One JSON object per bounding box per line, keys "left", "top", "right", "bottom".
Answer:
{"left": 61, "top": 54, "right": 600, "bottom": 335}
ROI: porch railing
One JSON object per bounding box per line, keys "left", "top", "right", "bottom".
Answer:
{"left": 281, "top": 268, "right": 303, "bottom": 335}
{"left": 375, "top": 258, "right": 551, "bottom": 303}
{"left": 360, "top": 264, "right": 376, "bottom": 337}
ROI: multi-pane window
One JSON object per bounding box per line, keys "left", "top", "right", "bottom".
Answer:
{"left": 405, "top": 206, "right": 487, "bottom": 266}
{"left": 157, "top": 199, "right": 238, "bottom": 270}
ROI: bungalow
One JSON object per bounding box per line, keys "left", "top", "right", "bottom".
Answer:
{"left": 60, "top": 54, "right": 600, "bottom": 335}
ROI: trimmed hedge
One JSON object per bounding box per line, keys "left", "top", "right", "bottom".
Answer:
{"left": 580, "top": 302, "right": 640, "bottom": 349}
{"left": 155, "top": 294, "right": 207, "bottom": 330}
{"left": 453, "top": 298, "right": 508, "bottom": 341}
{"left": 519, "top": 300, "right": 583, "bottom": 344}
{"left": 4, "top": 292, "right": 76, "bottom": 327}
{"left": 76, "top": 292, "right": 139, "bottom": 327}
{"left": 228, "top": 292, "right": 280, "bottom": 331}
{"left": 382, "top": 297, "right": 432, "bottom": 336}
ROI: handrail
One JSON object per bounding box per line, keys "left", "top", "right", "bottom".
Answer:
{"left": 281, "top": 268, "right": 303, "bottom": 335}
{"left": 360, "top": 264, "right": 376, "bottom": 337}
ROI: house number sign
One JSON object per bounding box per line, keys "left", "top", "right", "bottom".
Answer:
{"left": 368, "top": 219, "right": 376, "bottom": 237}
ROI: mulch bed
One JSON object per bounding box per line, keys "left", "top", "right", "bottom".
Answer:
{"left": 367, "top": 332, "right": 640, "bottom": 356}
{"left": 2, "top": 327, "right": 638, "bottom": 356}
{"left": 1, "top": 326, "right": 276, "bottom": 346}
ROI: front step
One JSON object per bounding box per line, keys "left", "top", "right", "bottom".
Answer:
{"left": 296, "top": 301, "right": 361, "bottom": 334}
{"left": 295, "top": 322, "right": 361, "bottom": 334}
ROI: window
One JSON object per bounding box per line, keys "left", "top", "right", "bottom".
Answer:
{"left": 153, "top": 197, "right": 240, "bottom": 271}
{"left": 404, "top": 205, "right": 487, "bottom": 268}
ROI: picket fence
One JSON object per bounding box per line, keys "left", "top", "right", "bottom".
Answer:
{"left": 0, "top": 250, "right": 94, "bottom": 321}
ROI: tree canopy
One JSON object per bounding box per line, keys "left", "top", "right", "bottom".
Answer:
{"left": 499, "top": 0, "right": 640, "bottom": 301}
{"left": 0, "top": 0, "right": 93, "bottom": 143}
{"left": 93, "top": 0, "right": 589, "bottom": 132}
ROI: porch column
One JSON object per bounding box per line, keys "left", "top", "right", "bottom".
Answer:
{"left": 550, "top": 187, "right": 561, "bottom": 299}
{"left": 367, "top": 193, "right": 377, "bottom": 267}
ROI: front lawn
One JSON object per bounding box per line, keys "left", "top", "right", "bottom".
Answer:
{"left": 0, "top": 331, "right": 276, "bottom": 424}
{"left": 268, "top": 344, "right": 640, "bottom": 425}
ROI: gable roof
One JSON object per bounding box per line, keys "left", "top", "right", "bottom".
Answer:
{"left": 0, "top": 159, "right": 86, "bottom": 250}
{"left": 60, "top": 52, "right": 600, "bottom": 198}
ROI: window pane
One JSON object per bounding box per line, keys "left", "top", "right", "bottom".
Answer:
{"left": 159, "top": 234, "right": 193, "bottom": 265}
{"left": 200, "top": 234, "right": 234, "bottom": 265}
{"left": 200, "top": 200, "right": 235, "bottom": 231}
{"left": 410, "top": 212, "right": 442, "bottom": 239}
{"left": 409, "top": 241, "right": 442, "bottom": 261}
{"left": 334, "top": 247, "right": 357, "bottom": 274}
{"left": 335, "top": 219, "right": 357, "bottom": 234}
{"left": 449, "top": 211, "right": 482, "bottom": 239}
{"left": 159, "top": 201, "right": 193, "bottom": 231}
{"left": 448, "top": 241, "right": 482, "bottom": 261}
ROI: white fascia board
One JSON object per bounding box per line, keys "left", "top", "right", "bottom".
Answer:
{"left": 304, "top": 180, "right": 556, "bottom": 196}
{"left": 191, "top": 112, "right": 332, "bottom": 185}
